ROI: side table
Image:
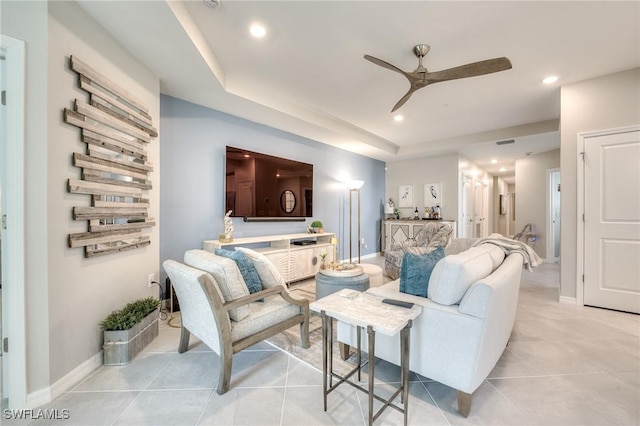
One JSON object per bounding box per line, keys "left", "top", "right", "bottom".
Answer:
{"left": 310, "top": 289, "right": 422, "bottom": 425}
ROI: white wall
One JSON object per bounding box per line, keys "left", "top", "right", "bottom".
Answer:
{"left": 515, "top": 149, "right": 560, "bottom": 260}
{"left": 160, "top": 95, "right": 386, "bottom": 284}
{"left": 386, "top": 154, "right": 460, "bottom": 223}
{"left": 560, "top": 68, "right": 640, "bottom": 299}
{"left": 46, "top": 1, "right": 160, "bottom": 389}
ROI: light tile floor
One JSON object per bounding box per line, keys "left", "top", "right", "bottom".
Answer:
{"left": 15, "top": 257, "right": 640, "bottom": 425}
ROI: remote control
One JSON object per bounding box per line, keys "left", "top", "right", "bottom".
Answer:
{"left": 381, "top": 298, "right": 414, "bottom": 308}
{"left": 340, "top": 289, "right": 360, "bottom": 299}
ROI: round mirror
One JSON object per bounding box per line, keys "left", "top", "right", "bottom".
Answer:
{"left": 280, "top": 190, "right": 296, "bottom": 213}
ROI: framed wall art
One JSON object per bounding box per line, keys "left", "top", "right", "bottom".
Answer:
{"left": 398, "top": 184, "right": 413, "bottom": 208}
{"left": 424, "top": 182, "right": 442, "bottom": 210}
{"left": 500, "top": 194, "right": 507, "bottom": 215}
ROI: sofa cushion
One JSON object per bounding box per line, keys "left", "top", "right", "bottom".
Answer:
{"left": 480, "top": 243, "right": 506, "bottom": 271}
{"left": 399, "top": 246, "right": 445, "bottom": 298}
{"left": 235, "top": 247, "right": 286, "bottom": 289}
{"left": 214, "top": 249, "right": 263, "bottom": 295}
{"left": 428, "top": 246, "right": 494, "bottom": 305}
{"left": 184, "top": 249, "right": 250, "bottom": 321}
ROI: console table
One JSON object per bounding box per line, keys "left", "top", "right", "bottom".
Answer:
{"left": 203, "top": 232, "right": 335, "bottom": 283}
{"left": 382, "top": 219, "right": 456, "bottom": 253}
{"left": 310, "top": 289, "right": 422, "bottom": 425}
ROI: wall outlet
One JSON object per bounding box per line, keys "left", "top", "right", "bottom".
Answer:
{"left": 147, "top": 273, "right": 155, "bottom": 288}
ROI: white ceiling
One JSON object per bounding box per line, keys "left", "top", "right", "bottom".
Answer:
{"left": 76, "top": 1, "right": 640, "bottom": 183}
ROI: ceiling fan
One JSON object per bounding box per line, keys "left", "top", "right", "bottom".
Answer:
{"left": 364, "top": 44, "right": 512, "bottom": 112}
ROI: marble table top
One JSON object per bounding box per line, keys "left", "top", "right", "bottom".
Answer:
{"left": 310, "top": 289, "right": 422, "bottom": 336}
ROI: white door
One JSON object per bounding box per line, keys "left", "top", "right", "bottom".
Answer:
{"left": 473, "top": 181, "right": 486, "bottom": 237}
{"left": 461, "top": 175, "right": 473, "bottom": 238}
{"left": 583, "top": 129, "right": 640, "bottom": 314}
{"left": 1, "top": 34, "right": 27, "bottom": 409}
{"left": 548, "top": 170, "right": 561, "bottom": 262}
{"left": 482, "top": 182, "right": 489, "bottom": 236}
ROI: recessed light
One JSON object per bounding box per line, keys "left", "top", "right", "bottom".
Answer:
{"left": 491, "top": 159, "right": 498, "bottom": 164}
{"left": 250, "top": 23, "right": 266, "bottom": 38}
{"left": 542, "top": 75, "right": 558, "bottom": 84}
{"left": 393, "top": 114, "right": 404, "bottom": 122}
{"left": 499, "top": 167, "right": 508, "bottom": 172}
{"left": 202, "top": 0, "right": 221, "bottom": 9}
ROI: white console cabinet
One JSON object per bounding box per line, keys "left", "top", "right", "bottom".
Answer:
{"left": 203, "top": 232, "right": 335, "bottom": 283}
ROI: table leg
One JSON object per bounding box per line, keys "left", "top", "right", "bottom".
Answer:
{"left": 367, "top": 325, "right": 375, "bottom": 426}
{"left": 328, "top": 316, "right": 334, "bottom": 389}
{"left": 401, "top": 320, "right": 412, "bottom": 426}
{"left": 356, "top": 326, "right": 362, "bottom": 382}
{"left": 321, "top": 310, "right": 328, "bottom": 412}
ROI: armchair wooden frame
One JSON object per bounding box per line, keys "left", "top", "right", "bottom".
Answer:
{"left": 164, "top": 260, "right": 309, "bottom": 395}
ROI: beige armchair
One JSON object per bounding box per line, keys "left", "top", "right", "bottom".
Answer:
{"left": 163, "top": 253, "right": 309, "bottom": 395}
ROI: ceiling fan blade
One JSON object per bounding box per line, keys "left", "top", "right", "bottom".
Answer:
{"left": 364, "top": 54, "right": 411, "bottom": 78}
{"left": 391, "top": 88, "right": 417, "bottom": 112}
{"left": 425, "top": 57, "right": 512, "bottom": 83}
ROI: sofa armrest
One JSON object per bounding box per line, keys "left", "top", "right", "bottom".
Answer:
{"left": 458, "top": 282, "right": 492, "bottom": 319}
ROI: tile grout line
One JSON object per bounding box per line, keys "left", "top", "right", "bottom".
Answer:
{"left": 109, "top": 351, "right": 178, "bottom": 425}
{"left": 279, "top": 354, "right": 291, "bottom": 426}
{"left": 418, "top": 379, "right": 451, "bottom": 426}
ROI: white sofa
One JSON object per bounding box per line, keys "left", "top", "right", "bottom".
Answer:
{"left": 336, "top": 243, "right": 524, "bottom": 417}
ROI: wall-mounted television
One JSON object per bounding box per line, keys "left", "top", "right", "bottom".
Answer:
{"left": 225, "top": 146, "right": 313, "bottom": 220}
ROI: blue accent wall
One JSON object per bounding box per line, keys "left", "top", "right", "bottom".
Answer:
{"left": 160, "top": 95, "right": 386, "bottom": 283}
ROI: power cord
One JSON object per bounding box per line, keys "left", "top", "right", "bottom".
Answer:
{"left": 149, "top": 281, "right": 168, "bottom": 321}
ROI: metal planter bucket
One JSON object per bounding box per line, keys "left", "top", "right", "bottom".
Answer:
{"left": 103, "top": 308, "right": 159, "bottom": 365}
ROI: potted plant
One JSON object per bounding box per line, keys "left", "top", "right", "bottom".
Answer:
{"left": 319, "top": 252, "right": 328, "bottom": 269}
{"left": 100, "top": 296, "right": 160, "bottom": 365}
{"left": 309, "top": 220, "right": 324, "bottom": 233}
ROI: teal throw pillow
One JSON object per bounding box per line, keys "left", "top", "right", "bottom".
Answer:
{"left": 399, "top": 246, "right": 445, "bottom": 298}
{"left": 214, "top": 249, "right": 264, "bottom": 296}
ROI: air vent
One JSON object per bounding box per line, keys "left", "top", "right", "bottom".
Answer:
{"left": 496, "top": 139, "right": 515, "bottom": 146}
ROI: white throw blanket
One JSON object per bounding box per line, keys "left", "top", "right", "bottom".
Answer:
{"left": 472, "top": 235, "right": 543, "bottom": 271}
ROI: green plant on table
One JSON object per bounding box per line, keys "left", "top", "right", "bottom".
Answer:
{"left": 310, "top": 220, "right": 323, "bottom": 228}
{"left": 100, "top": 296, "right": 160, "bottom": 331}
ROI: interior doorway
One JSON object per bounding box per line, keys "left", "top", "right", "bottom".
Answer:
{"left": 548, "top": 169, "right": 561, "bottom": 262}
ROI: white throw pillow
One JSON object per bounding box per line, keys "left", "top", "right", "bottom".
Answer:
{"left": 183, "top": 249, "right": 250, "bottom": 321}
{"left": 428, "top": 246, "right": 493, "bottom": 305}
{"left": 235, "top": 247, "right": 286, "bottom": 289}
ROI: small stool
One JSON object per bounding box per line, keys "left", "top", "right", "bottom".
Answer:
{"left": 359, "top": 263, "right": 383, "bottom": 287}
{"left": 315, "top": 272, "right": 370, "bottom": 300}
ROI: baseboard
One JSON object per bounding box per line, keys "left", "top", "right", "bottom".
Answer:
{"left": 26, "top": 351, "right": 103, "bottom": 408}
{"left": 25, "top": 387, "right": 50, "bottom": 410}
{"left": 559, "top": 296, "right": 577, "bottom": 305}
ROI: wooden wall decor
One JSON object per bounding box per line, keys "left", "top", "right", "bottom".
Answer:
{"left": 64, "top": 56, "right": 157, "bottom": 257}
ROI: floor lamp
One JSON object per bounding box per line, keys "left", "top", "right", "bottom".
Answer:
{"left": 348, "top": 180, "right": 364, "bottom": 264}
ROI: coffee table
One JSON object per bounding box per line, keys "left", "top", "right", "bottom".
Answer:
{"left": 310, "top": 289, "right": 422, "bottom": 426}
